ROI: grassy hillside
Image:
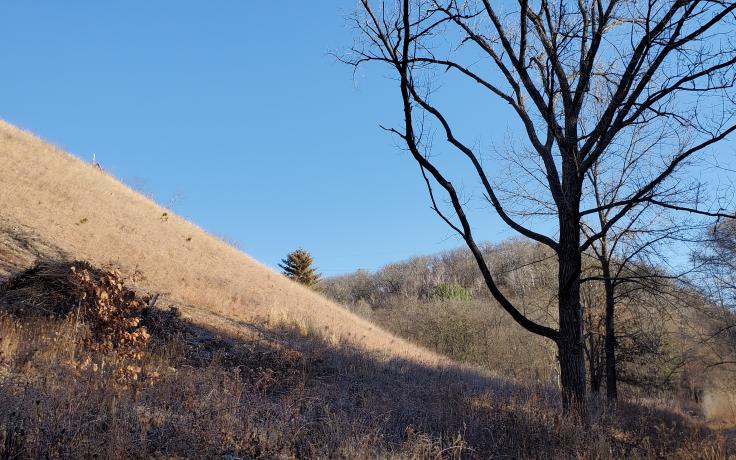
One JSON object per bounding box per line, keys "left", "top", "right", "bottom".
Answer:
{"left": 0, "top": 120, "right": 438, "bottom": 363}
{"left": 0, "top": 120, "right": 730, "bottom": 457}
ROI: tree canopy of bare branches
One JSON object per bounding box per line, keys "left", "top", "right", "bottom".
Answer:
{"left": 345, "top": 0, "right": 736, "bottom": 413}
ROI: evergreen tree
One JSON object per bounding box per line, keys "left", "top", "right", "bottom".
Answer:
{"left": 279, "top": 249, "right": 321, "bottom": 287}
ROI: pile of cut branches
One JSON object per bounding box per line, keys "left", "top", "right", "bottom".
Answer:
{"left": 0, "top": 260, "right": 151, "bottom": 382}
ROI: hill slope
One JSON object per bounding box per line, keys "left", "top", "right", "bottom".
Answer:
{"left": 0, "top": 120, "right": 438, "bottom": 362}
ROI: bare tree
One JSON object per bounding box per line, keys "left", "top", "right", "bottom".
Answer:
{"left": 346, "top": 0, "right": 736, "bottom": 413}
{"left": 694, "top": 221, "right": 736, "bottom": 311}
{"left": 581, "top": 153, "right": 709, "bottom": 400}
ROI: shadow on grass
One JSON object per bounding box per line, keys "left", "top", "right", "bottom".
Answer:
{"left": 0, "top": 273, "right": 725, "bottom": 458}
{"left": 137, "top": 306, "right": 720, "bottom": 458}
{"left": 0, "top": 217, "right": 67, "bottom": 279}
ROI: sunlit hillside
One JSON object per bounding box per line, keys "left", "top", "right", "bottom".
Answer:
{"left": 0, "top": 120, "right": 440, "bottom": 363}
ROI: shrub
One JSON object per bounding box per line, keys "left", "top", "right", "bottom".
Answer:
{"left": 430, "top": 282, "right": 470, "bottom": 301}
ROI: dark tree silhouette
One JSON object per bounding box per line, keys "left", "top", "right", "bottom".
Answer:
{"left": 345, "top": 0, "right": 736, "bottom": 413}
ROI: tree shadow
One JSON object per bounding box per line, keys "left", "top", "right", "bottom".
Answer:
{"left": 142, "top": 306, "right": 719, "bottom": 458}
{"left": 0, "top": 217, "right": 67, "bottom": 279}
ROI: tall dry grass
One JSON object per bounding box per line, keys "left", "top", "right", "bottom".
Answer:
{"left": 0, "top": 305, "right": 727, "bottom": 459}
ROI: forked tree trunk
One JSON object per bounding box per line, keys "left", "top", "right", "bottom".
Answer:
{"left": 558, "top": 211, "right": 587, "bottom": 413}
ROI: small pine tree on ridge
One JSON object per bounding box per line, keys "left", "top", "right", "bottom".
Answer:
{"left": 279, "top": 249, "right": 321, "bottom": 287}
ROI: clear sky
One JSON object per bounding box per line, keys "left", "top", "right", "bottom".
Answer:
{"left": 6, "top": 3, "right": 729, "bottom": 276}
{"left": 0, "top": 1, "right": 520, "bottom": 276}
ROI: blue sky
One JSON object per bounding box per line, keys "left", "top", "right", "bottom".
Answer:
{"left": 0, "top": 1, "right": 519, "bottom": 275}
{"left": 4, "top": 3, "right": 730, "bottom": 276}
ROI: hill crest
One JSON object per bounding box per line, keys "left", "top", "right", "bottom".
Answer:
{"left": 0, "top": 120, "right": 440, "bottom": 362}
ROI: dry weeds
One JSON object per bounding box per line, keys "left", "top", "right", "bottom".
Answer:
{"left": 0, "top": 302, "right": 727, "bottom": 459}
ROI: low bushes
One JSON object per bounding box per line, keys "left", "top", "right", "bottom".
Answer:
{"left": 430, "top": 282, "right": 470, "bottom": 302}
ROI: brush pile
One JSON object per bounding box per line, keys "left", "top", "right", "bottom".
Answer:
{"left": 0, "top": 260, "right": 150, "bottom": 381}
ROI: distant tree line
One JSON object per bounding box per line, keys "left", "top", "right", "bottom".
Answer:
{"left": 321, "top": 236, "right": 736, "bottom": 402}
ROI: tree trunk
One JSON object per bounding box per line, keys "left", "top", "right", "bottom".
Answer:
{"left": 587, "top": 340, "right": 602, "bottom": 395}
{"left": 584, "top": 307, "right": 602, "bottom": 395}
{"left": 601, "top": 257, "right": 618, "bottom": 401}
{"left": 590, "top": 360, "right": 602, "bottom": 395}
{"left": 558, "top": 213, "right": 587, "bottom": 414}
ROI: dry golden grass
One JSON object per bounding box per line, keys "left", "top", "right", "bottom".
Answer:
{"left": 0, "top": 306, "right": 727, "bottom": 459}
{"left": 0, "top": 120, "right": 442, "bottom": 364}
